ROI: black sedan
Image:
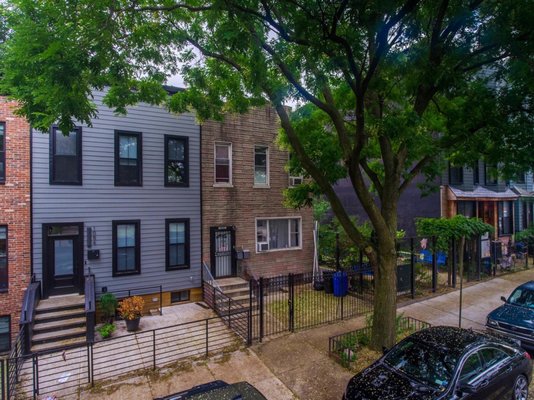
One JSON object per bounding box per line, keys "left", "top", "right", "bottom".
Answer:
{"left": 343, "top": 326, "right": 532, "bottom": 400}
{"left": 154, "top": 380, "right": 267, "bottom": 400}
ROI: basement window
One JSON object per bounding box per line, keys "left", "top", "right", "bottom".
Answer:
{"left": 170, "top": 290, "right": 190, "bottom": 303}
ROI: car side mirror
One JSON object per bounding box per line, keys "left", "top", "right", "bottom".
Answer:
{"left": 501, "top": 296, "right": 507, "bottom": 302}
{"left": 457, "top": 382, "right": 476, "bottom": 395}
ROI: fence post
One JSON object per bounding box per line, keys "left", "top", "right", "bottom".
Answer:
{"left": 476, "top": 236, "right": 481, "bottom": 281}
{"left": 452, "top": 239, "right": 457, "bottom": 288}
{"left": 32, "top": 354, "right": 39, "bottom": 399}
{"left": 341, "top": 293, "right": 344, "bottom": 321}
{"left": 205, "top": 319, "right": 209, "bottom": 357}
{"left": 287, "top": 274, "right": 295, "bottom": 332}
{"left": 1, "top": 358, "right": 5, "bottom": 400}
{"left": 228, "top": 297, "right": 231, "bottom": 328}
{"left": 90, "top": 342, "right": 94, "bottom": 387}
{"left": 410, "top": 238, "right": 415, "bottom": 299}
{"left": 159, "top": 286, "right": 163, "bottom": 316}
{"left": 248, "top": 280, "right": 253, "bottom": 345}
{"left": 153, "top": 330, "right": 157, "bottom": 370}
{"left": 432, "top": 236, "right": 438, "bottom": 291}
{"left": 86, "top": 343, "right": 91, "bottom": 386}
{"left": 259, "top": 277, "right": 264, "bottom": 342}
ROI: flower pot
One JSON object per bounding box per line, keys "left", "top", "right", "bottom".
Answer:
{"left": 125, "top": 317, "right": 141, "bottom": 332}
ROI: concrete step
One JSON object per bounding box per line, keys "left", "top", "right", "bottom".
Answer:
{"left": 216, "top": 278, "right": 249, "bottom": 292}
{"left": 33, "top": 317, "right": 86, "bottom": 334}
{"left": 32, "top": 326, "right": 86, "bottom": 345}
{"left": 35, "top": 308, "right": 85, "bottom": 323}
{"left": 221, "top": 287, "right": 251, "bottom": 297}
{"left": 31, "top": 336, "right": 87, "bottom": 353}
{"left": 36, "top": 295, "right": 85, "bottom": 312}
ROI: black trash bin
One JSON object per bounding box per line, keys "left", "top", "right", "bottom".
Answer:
{"left": 323, "top": 270, "right": 334, "bottom": 294}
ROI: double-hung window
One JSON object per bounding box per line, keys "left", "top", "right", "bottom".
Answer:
{"left": 113, "top": 221, "right": 140, "bottom": 276}
{"left": 0, "top": 316, "right": 10, "bottom": 353}
{"left": 214, "top": 143, "right": 232, "bottom": 185}
{"left": 0, "top": 226, "right": 6, "bottom": 291}
{"left": 256, "top": 218, "right": 301, "bottom": 252}
{"left": 0, "top": 122, "right": 5, "bottom": 183}
{"left": 166, "top": 219, "right": 189, "bottom": 270}
{"left": 115, "top": 131, "right": 142, "bottom": 186}
{"left": 448, "top": 163, "right": 463, "bottom": 186}
{"left": 288, "top": 153, "right": 304, "bottom": 187}
{"left": 50, "top": 126, "right": 82, "bottom": 185}
{"left": 165, "top": 135, "right": 188, "bottom": 186}
{"left": 485, "top": 164, "right": 498, "bottom": 186}
{"left": 498, "top": 201, "right": 513, "bottom": 235}
{"left": 254, "top": 146, "right": 269, "bottom": 186}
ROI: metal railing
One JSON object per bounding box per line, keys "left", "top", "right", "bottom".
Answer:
{"left": 19, "top": 280, "right": 41, "bottom": 356}
{"left": 202, "top": 261, "right": 222, "bottom": 292}
{"left": 328, "top": 316, "right": 431, "bottom": 368}
{"left": 96, "top": 285, "right": 163, "bottom": 316}
{"left": 3, "top": 315, "right": 243, "bottom": 400}
{"left": 85, "top": 275, "right": 96, "bottom": 343}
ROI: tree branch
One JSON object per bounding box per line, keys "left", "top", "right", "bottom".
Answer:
{"left": 399, "top": 155, "right": 431, "bottom": 193}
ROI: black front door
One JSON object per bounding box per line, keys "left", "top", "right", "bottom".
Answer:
{"left": 210, "top": 226, "right": 236, "bottom": 278}
{"left": 43, "top": 224, "right": 83, "bottom": 297}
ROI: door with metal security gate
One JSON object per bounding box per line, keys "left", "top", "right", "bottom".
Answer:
{"left": 210, "top": 226, "right": 236, "bottom": 278}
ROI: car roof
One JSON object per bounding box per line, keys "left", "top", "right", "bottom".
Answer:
{"left": 408, "top": 326, "right": 495, "bottom": 358}
{"left": 516, "top": 281, "right": 534, "bottom": 291}
{"left": 155, "top": 381, "right": 267, "bottom": 400}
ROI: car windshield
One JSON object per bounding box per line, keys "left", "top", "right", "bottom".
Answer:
{"left": 384, "top": 338, "right": 456, "bottom": 389}
{"left": 508, "top": 288, "right": 534, "bottom": 309}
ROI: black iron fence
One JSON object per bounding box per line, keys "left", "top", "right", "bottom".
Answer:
{"left": 1, "top": 315, "right": 243, "bottom": 400}
{"left": 328, "top": 316, "right": 431, "bottom": 369}
{"left": 247, "top": 271, "right": 374, "bottom": 342}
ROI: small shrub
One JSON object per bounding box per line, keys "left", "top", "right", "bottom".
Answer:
{"left": 118, "top": 296, "right": 145, "bottom": 320}
{"left": 97, "top": 323, "right": 115, "bottom": 339}
{"left": 99, "top": 293, "right": 118, "bottom": 322}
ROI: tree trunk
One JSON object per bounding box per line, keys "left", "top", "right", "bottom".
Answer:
{"left": 370, "top": 235, "right": 398, "bottom": 351}
{"left": 458, "top": 236, "right": 466, "bottom": 328}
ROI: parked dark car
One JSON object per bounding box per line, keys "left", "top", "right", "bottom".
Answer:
{"left": 487, "top": 281, "right": 534, "bottom": 352}
{"left": 343, "top": 326, "right": 531, "bottom": 400}
{"left": 154, "top": 380, "right": 267, "bottom": 400}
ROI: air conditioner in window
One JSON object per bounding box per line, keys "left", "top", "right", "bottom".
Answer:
{"left": 257, "top": 242, "right": 269, "bottom": 252}
{"left": 290, "top": 176, "right": 303, "bottom": 186}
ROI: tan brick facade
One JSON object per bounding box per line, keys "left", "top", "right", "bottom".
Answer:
{"left": 0, "top": 97, "right": 31, "bottom": 346}
{"left": 201, "top": 107, "right": 314, "bottom": 278}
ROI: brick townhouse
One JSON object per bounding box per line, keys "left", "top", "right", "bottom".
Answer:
{"left": 201, "top": 107, "right": 314, "bottom": 279}
{"left": 0, "top": 97, "right": 31, "bottom": 352}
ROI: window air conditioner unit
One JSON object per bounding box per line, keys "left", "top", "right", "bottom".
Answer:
{"left": 290, "top": 176, "right": 303, "bottom": 186}
{"left": 257, "top": 242, "right": 269, "bottom": 252}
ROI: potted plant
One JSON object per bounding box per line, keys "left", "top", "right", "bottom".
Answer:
{"left": 99, "top": 293, "right": 118, "bottom": 323}
{"left": 118, "top": 296, "right": 145, "bottom": 332}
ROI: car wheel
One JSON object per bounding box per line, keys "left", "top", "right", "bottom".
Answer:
{"left": 512, "top": 375, "right": 528, "bottom": 400}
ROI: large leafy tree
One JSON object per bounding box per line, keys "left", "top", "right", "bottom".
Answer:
{"left": 1, "top": 0, "right": 532, "bottom": 349}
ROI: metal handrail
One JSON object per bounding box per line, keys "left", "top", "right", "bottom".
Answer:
{"left": 202, "top": 261, "right": 222, "bottom": 292}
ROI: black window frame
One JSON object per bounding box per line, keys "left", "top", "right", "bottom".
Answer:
{"left": 164, "top": 135, "right": 189, "bottom": 187}
{"left": 0, "top": 122, "right": 5, "bottom": 184}
{"left": 166, "top": 218, "right": 190, "bottom": 271}
{"left": 112, "top": 220, "right": 141, "bottom": 277}
{"left": 170, "top": 290, "right": 190, "bottom": 303}
{"left": 0, "top": 226, "right": 7, "bottom": 292}
{"left": 485, "top": 164, "right": 499, "bottom": 186}
{"left": 448, "top": 162, "right": 464, "bottom": 186}
{"left": 115, "top": 130, "right": 143, "bottom": 186}
{"left": 49, "top": 126, "right": 83, "bottom": 185}
{"left": 0, "top": 315, "right": 10, "bottom": 353}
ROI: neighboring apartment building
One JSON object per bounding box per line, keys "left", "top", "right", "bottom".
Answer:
{"left": 511, "top": 172, "right": 534, "bottom": 232}
{"left": 32, "top": 89, "right": 202, "bottom": 306}
{"left": 0, "top": 97, "right": 31, "bottom": 351}
{"left": 441, "top": 161, "right": 520, "bottom": 241}
{"left": 201, "top": 107, "right": 314, "bottom": 279}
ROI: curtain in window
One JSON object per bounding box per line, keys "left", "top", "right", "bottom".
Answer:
{"left": 269, "top": 219, "right": 289, "bottom": 249}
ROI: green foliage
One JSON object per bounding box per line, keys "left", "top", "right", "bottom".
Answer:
{"left": 516, "top": 227, "right": 534, "bottom": 245}
{"left": 99, "top": 293, "right": 118, "bottom": 321}
{"left": 416, "top": 215, "right": 493, "bottom": 250}
{"left": 312, "top": 198, "right": 331, "bottom": 223}
{"left": 96, "top": 323, "right": 115, "bottom": 339}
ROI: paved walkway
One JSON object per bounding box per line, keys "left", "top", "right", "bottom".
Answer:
{"left": 253, "top": 268, "right": 534, "bottom": 400}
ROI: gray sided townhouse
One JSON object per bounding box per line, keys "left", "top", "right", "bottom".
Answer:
{"left": 32, "top": 89, "right": 202, "bottom": 306}
{"left": 442, "top": 161, "right": 534, "bottom": 240}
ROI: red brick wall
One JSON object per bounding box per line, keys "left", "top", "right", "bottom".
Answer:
{"left": 201, "top": 107, "right": 314, "bottom": 278}
{"left": 0, "top": 98, "right": 31, "bottom": 345}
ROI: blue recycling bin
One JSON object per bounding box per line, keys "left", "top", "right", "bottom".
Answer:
{"left": 333, "top": 271, "right": 348, "bottom": 297}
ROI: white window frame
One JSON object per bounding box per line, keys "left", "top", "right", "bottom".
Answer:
{"left": 255, "top": 217, "right": 302, "bottom": 253}
{"left": 213, "top": 142, "right": 233, "bottom": 187}
{"left": 253, "top": 145, "right": 270, "bottom": 188}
